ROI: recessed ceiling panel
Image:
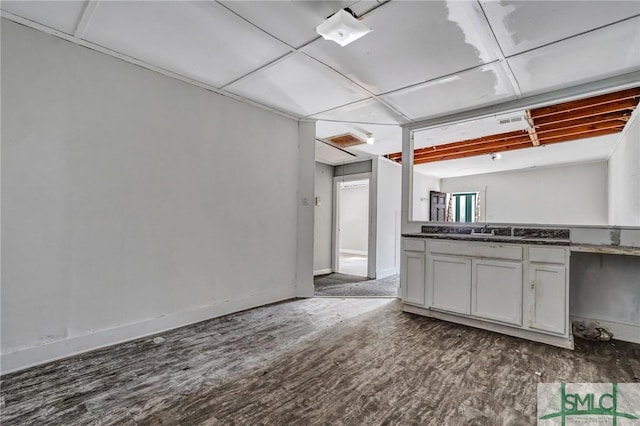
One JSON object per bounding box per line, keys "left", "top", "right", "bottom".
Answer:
{"left": 83, "top": 1, "right": 291, "bottom": 87}
{"left": 218, "top": 0, "right": 354, "bottom": 48}
{"left": 225, "top": 53, "right": 369, "bottom": 117}
{"left": 315, "top": 140, "right": 358, "bottom": 165}
{"left": 481, "top": 0, "right": 640, "bottom": 57}
{"left": 380, "top": 63, "right": 517, "bottom": 121}
{"left": 508, "top": 17, "right": 640, "bottom": 96}
{"left": 1, "top": 0, "right": 86, "bottom": 34}
{"left": 303, "top": 0, "right": 499, "bottom": 95}
{"left": 316, "top": 121, "right": 402, "bottom": 156}
{"left": 414, "top": 134, "right": 617, "bottom": 179}
{"left": 310, "top": 98, "right": 405, "bottom": 124}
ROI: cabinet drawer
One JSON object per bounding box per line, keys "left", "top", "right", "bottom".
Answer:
{"left": 429, "top": 241, "right": 522, "bottom": 261}
{"left": 403, "top": 238, "right": 426, "bottom": 252}
{"left": 529, "top": 247, "right": 567, "bottom": 264}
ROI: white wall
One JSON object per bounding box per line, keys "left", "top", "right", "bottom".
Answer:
{"left": 1, "top": 20, "right": 307, "bottom": 372}
{"left": 295, "top": 121, "right": 316, "bottom": 298}
{"left": 608, "top": 115, "right": 640, "bottom": 226}
{"left": 440, "top": 162, "right": 608, "bottom": 225}
{"left": 313, "top": 162, "right": 333, "bottom": 275}
{"left": 339, "top": 183, "right": 369, "bottom": 254}
{"left": 412, "top": 169, "right": 441, "bottom": 222}
{"left": 375, "top": 158, "right": 402, "bottom": 278}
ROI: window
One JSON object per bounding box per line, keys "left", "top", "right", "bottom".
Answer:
{"left": 453, "top": 192, "right": 478, "bottom": 223}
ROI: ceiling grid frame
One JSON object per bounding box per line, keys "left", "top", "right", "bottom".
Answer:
{"left": 475, "top": 0, "right": 522, "bottom": 98}
{"left": 73, "top": 0, "right": 99, "bottom": 38}
{"left": 0, "top": 9, "right": 302, "bottom": 121}
{"left": 2, "top": 0, "right": 640, "bottom": 166}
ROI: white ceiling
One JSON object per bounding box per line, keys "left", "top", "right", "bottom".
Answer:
{"left": 2, "top": 0, "right": 639, "bottom": 169}
{"left": 414, "top": 133, "right": 619, "bottom": 178}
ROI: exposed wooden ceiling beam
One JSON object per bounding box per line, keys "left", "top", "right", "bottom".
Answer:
{"left": 531, "top": 98, "right": 637, "bottom": 126}
{"left": 538, "top": 127, "right": 624, "bottom": 145}
{"left": 412, "top": 130, "right": 528, "bottom": 155}
{"left": 530, "top": 87, "right": 640, "bottom": 118}
{"left": 534, "top": 111, "right": 631, "bottom": 131}
{"left": 412, "top": 136, "right": 530, "bottom": 162}
{"left": 525, "top": 110, "right": 540, "bottom": 146}
{"left": 537, "top": 120, "right": 626, "bottom": 139}
{"left": 413, "top": 141, "right": 534, "bottom": 165}
{"left": 385, "top": 86, "right": 640, "bottom": 166}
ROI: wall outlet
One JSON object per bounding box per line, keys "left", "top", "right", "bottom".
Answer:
{"left": 315, "top": 197, "right": 322, "bottom": 206}
{"left": 301, "top": 197, "right": 310, "bottom": 206}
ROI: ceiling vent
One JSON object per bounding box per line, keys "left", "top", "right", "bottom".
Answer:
{"left": 499, "top": 117, "right": 523, "bottom": 125}
{"left": 327, "top": 132, "right": 365, "bottom": 148}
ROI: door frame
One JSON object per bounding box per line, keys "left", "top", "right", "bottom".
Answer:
{"left": 332, "top": 172, "right": 376, "bottom": 278}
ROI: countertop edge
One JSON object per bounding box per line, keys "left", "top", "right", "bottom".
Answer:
{"left": 402, "top": 234, "right": 640, "bottom": 255}
{"left": 401, "top": 233, "right": 571, "bottom": 246}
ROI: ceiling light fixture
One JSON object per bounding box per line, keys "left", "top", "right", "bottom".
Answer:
{"left": 316, "top": 8, "right": 371, "bottom": 47}
{"left": 365, "top": 132, "right": 375, "bottom": 145}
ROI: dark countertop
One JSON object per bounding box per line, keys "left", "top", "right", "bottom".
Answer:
{"left": 570, "top": 244, "right": 640, "bottom": 257}
{"left": 402, "top": 233, "right": 571, "bottom": 246}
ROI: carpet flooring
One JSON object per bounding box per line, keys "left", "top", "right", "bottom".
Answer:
{"left": 2, "top": 298, "right": 638, "bottom": 425}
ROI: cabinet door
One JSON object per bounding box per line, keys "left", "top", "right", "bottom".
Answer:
{"left": 402, "top": 252, "right": 426, "bottom": 306}
{"left": 471, "top": 259, "right": 523, "bottom": 326}
{"left": 429, "top": 255, "right": 471, "bottom": 315}
{"left": 529, "top": 264, "right": 567, "bottom": 335}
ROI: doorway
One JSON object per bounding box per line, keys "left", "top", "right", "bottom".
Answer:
{"left": 335, "top": 177, "right": 370, "bottom": 277}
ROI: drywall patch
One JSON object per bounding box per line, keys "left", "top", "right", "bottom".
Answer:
{"left": 610, "top": 227, "right": 621, "bottom": 246}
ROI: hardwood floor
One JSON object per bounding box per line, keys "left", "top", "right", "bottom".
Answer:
{"left": 1, "top": 297, "right": 638, "bottom": 425}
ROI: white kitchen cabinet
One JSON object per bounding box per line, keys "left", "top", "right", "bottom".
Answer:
{"left": 528, "top": 264, "right": 567, "bottom": 335}
{"left": 401, "top": 238, "right": 427, "bottom": 307}
{"left": 402, "top": 238, "right": 572, "bottom": 349}
{"left": 471, "top": 259, "right": 523, "bottom": 326}
{"left": 429, "top": 255, "right": 471, "bottom": 315}
{"left": 401, "top": 251, "right": 426, "bottom": 306}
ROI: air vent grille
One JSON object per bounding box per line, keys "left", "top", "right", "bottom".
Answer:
{"left": 327, "top": 133, "right": 365, "bottom": 148}
{"left": 499, "top": 117, "right": 523, "bottom": 125}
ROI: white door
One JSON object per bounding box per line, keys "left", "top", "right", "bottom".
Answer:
{"left": 429, "top": 255, "right": 471, "bottom": 315}
{"left": 472, "top": 259, "right": 523, "bottom": 325}
{"left": 529, "top": 264, "right": 567, "bottom": 335}
{"left": 402, "top": 251, "right": 426, "bottom": 306}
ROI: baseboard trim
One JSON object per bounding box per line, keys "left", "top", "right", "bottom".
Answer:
{"left": 570, "top": 316, "right": 640, "bottom": 344}
{"left": 313, "top": 268, "right": 332, "bottom": 276}
{"left": 1, "top": 285, "right": 296, "bottom": 374}
{"left": 376, "top": 268, "right": 398, "bottom": 279}
{"left": 339, "top": 249, "right": 367, "bottom": 256}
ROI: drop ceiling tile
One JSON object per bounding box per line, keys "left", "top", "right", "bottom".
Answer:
{"left": 316, "top": 121, "right": 402, "bottom": 156}
{"left": 508, "top": 17, "right": 640, "bottom": 96}
{"left": 315, "top": 140, "right": 358, "bottom": 165}
{"left": 310, "top": 98, "right": 405, "bottom": 125}
{"left": 481, "top": 0, "right": 640, "bottom": 57}
{"left": 225, "top": 53, "right": 369, "bottom": 117}
{"left": 219, "top": 0, "right": 354, "bottom": 48}
{"left": 1, "top": 1, "right": 86, "bottom": 34}
{"left": 82, "top": 1, "right": 291, "bottom": 87}
{"left": 303, "top": 1, "right": 499, "bottom": 95}
{"left": 380, "top": 63, "right": 517, "bottom": 121}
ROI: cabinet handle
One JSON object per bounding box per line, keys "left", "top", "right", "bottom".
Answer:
{"left": 530, "top": 280, "right": 535, "bottom": 290}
